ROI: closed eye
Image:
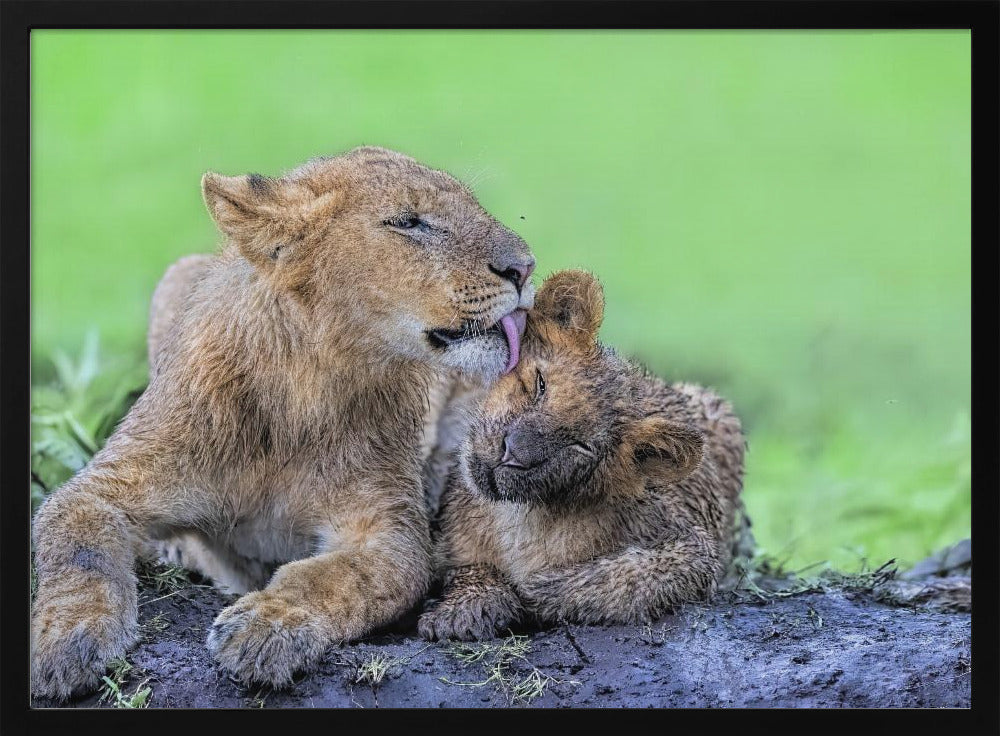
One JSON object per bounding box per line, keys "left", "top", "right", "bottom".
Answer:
{"left": 568, "top": 442, "right": 595, "bottom": 457}
{"left": 384, "top": 213, "right": 428, "bottom": 230}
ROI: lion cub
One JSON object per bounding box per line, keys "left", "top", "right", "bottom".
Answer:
{"left": 31, "top": 146, "right": 536, "bottom": 699}
{"left": 419, "top": 270, "right": 745, "bottom": 640}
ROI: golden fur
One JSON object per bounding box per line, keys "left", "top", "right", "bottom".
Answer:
{"left": 30, "top": 146, "right": 536, "bottom": 698}
{"left": 419, "top": 270, "right": 745, "bottom": 640}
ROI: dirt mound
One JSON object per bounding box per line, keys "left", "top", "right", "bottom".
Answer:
{"left": 32, "top": 563, "right": 970, "bottom": 708}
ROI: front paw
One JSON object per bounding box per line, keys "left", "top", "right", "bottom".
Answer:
{"left": 418, "top": 593, "right": 520, "bottom": 642}
{"left": 207, "top": 591, "right": 329, "bottom": 686}
{"left": 31, "top": 582, "right": 139, "bottom": 701}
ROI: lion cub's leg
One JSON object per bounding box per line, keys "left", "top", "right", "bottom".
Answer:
{"left": 30, "top": 430, "right": 200, "bottom": 700}
{"left": 516, "top": 529, "right": 723, "bottom": 625}
{"left": 156, "top": 532, "right": 272, "bottom": 595}
{"left": 205, "top": 475, "right": 433, "bottom": 686}
{"left": 418, "top": 565, "right": 524, "bottom": 641}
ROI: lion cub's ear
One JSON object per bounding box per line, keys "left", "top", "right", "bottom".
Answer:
{"left": 201, "top": 172, "right": 339, "bottom": 270}
{"left": 625, "top": 416, "right": 704, "bottom": 484}
{"left": 533, "top": 269, "right": 605, "bottom": 346}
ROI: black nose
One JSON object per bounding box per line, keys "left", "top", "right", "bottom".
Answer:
{"left": 489, "top": 258, "right": 536, "bottom": 292}
{"left": 500, "top": 434, "right": 525, "bottom": 468}
{"left": 499, "top": 424, "right": 543, "bottom": 469}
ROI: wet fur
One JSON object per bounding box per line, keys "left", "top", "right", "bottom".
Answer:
{"left": 420, "top": 270, "right": 746, "bottom": 639}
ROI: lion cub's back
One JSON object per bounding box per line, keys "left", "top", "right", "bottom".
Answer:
{"left": 659, "top": 379, "right": 750, "bottom": 571}
{"left": 666, "top": 380, "right": 745, "bottom": 503}
{"left": 148, "top": 253, "right": 215, "bottom": 376}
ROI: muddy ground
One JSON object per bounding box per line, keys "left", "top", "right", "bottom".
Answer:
{"left": 33, "top": 567, "right": 971, "bottom": 709}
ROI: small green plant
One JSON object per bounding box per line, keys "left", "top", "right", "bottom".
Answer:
{"left": 99, "top": 657, "right": 152, "bottom": 709}
{"left": 100, "top": 677, "right": 152, "bottom": 709}
{"left": 137, "top": 560, "right": 191, "bottom": 593}
{"left": 30, "top": 331, "right": 147, "bottom": 513}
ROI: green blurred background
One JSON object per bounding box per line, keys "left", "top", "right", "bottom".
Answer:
{"left": 31, "top": 30, "right": 970, "bottom": 570}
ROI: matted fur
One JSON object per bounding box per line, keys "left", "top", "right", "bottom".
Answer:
{"left": 419, "top": 270, "right": 746, "bottom": 640}
{"left": 30, "top": 146, "right": 535, "bottom": 698}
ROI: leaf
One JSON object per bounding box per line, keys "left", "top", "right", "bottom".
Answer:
{"left": 50, "top": 348, "right": 77, "bottom": 395}
{"left": 64, "top": 410, "right": 98, "bottom": 455}
{"left": 30, "top": 333, "right": 149, "bottom": 508}
{"left": 30, "top": 412, "right": 64, "bottom": 427}
{"left": 76, "top": 329, "right": 101, "bottom": 392}
{"left": 32, "top": 433, "right": 90, "bottom": 475}
{"left": 128, "top": 686, "right": 152, "bottom": 708}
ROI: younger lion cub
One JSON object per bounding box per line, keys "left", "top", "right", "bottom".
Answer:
{"left": 419, "top": 270, "right": 745, "bottom": 640}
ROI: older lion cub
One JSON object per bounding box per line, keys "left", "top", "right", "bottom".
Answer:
{"left": 31, "top": 147, "right": 536, "bottom": 698}
{"left": 419, "top": 270, "right": 745, "bottom": 640}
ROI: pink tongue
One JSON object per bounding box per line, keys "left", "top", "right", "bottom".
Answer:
{"left": 500, "top": 312, "right": 524, "bottom": 375}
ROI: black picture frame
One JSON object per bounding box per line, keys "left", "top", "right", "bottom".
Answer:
{"left": 2, "top": 2, "right": 996, "bottom": 733}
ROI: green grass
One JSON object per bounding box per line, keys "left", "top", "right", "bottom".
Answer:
{"left": 98, "top": 658, "right": 153, "bottom": 709}
{"left": 30, "top": 30, "right": 970, "bottom": 570}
